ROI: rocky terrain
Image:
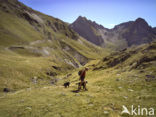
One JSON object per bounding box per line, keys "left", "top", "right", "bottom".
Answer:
{"left": 70, "top": 16, "right": 156, "bottom": 50}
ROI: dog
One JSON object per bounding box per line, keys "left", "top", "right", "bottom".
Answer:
{"left": 77, "top": 81, "right": 88, "bottom": 90}
{"left": 63, "top": 82, "right": 70, "bottom": 88}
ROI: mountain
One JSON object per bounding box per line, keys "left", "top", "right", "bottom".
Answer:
{"left": 70, "top": 16, "right": 106, "bottom": 46}
{"left": 153, "top": 27, "right": 156, "bottom": 33}
{"left": 113, "top": 18, "right": 155, "bottom": 46}
{"left": 70, "top": 16, "right": 156, "bottom": 50}
{"left": 0, "top": 0, "right": 107, "bottom": 90}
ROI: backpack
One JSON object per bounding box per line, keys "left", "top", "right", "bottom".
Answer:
{"left": 78, "top": 70, "right": 82, "bottom": 76}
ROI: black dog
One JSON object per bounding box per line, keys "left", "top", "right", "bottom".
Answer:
{"left": 63, "top": 82, "right": 70, "bottom": 88}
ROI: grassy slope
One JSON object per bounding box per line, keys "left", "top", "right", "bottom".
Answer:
{"left": 0, "top": 42, "right": 155, "bottom": 117}
{"left": 0, "top": 10, "right": 43, "bottom": 46}
{"left": 0, "top": 0, "right": 109, "bottom": 91}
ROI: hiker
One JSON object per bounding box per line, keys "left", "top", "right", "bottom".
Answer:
{"left": 78, "top": 67, "right": 88, "bottom": 91}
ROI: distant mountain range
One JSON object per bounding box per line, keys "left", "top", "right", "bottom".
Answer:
{"left": 70, "top": 16, "right": 156, "bottom": 50}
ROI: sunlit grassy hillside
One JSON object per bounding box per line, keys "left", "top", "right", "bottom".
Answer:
{"left": 0, "top": 42, "right": 155, "bottom": 117}
{"left": 0, "top": 0, "right": 109, "bottom": 91}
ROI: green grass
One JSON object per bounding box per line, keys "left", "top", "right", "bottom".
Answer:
{"left": 0, "top": 42, "right": 155, "bottom": 117}
{"left": 0, "top": 41, "right": 156, "bottom": 117}
{"left": 0, "top": 64, "right": 155, "bottom": 117}
{"left": 0, "top": 11, "right": 43, "bottom": 46}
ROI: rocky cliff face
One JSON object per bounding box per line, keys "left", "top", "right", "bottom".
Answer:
{"left": 153, "top": 27, "right": 156, "bottom": 34}
{"left": 70, "top": 16, "right": 156, "bottom": 50}
{"left": 116, "top": 18, "right": 155, "bottom": 46}
{"left": 70, "top": 16, "right": 105, "bottom": 46}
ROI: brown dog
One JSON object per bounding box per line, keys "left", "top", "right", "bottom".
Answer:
{"left": 77, "top": 81, "right": 88, "bottom": 90}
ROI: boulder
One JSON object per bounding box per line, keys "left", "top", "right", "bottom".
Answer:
{"left": 3, "top": 88, "right": 10, "bottom": 93}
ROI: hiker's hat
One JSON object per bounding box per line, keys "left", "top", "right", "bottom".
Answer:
{"left": 85, "top": 67, "right": 89, "bottom": 70}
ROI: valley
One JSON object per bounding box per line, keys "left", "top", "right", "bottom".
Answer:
{"left": 0, "top": 0, "right": 156, "bottom": 117}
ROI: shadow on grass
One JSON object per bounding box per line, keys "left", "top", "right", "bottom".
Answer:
{"left": 71, "top": 89, "right": 88, "bottom": 93}
{"left": 71, "top": 90, "right": 80, "bottom": 93}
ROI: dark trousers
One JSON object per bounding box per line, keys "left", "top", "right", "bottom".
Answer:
{"left": 78, "top": 76, "right": 87, "bottom": 90}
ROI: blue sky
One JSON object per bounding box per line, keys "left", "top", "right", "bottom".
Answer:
{"left": 19, "top": 0, "right": 156, "bottom": 29}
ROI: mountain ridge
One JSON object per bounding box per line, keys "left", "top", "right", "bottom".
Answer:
{"left": 70, "top": 16, "right": 156, "bottom": 49}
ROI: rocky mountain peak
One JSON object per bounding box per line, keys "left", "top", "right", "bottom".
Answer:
{"left": 135, "top": 17, "right": 147, "bottom": 23}
{"left": 75, "top": 16, "right": 87, "bottom": 22}
{"left": 73, "top": 16, "right": 105, "bottom": 30}
{"left": 70, "top": 16, "right": 105, "bottom": 46}
{"left": 134, "top": 17, "right": 149, "bottom": 27}
{"left": 70, "top": 17, "right": 156, "bottom": 48}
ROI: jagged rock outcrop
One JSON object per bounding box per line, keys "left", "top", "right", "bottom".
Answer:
{"left": 120, "top": 18, "right": 155, "bottom": 46}
{"left": 70, "top": 16, "right": 105, "bottom": 46}
{"left": 153, "top": 27, "right": 156, "bottom": 34}
{"left": 93, "top": 41, "right": 156, "bottom": 71}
